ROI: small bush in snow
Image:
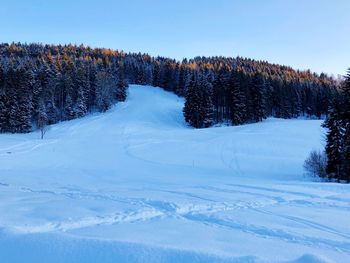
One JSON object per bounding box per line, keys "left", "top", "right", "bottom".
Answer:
{"left": 303, "top": 150, "right": 327, "bottom": 179}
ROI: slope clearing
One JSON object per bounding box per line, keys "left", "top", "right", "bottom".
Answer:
{"left": 0, "top": 85, "right": 349, "bottom": 263}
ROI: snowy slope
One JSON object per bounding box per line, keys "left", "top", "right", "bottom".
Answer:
{"left": 0, "top": 85, "right": 349, "bottom": 263}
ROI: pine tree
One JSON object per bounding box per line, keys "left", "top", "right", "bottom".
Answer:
{"left": 17, "top": 64, "right": 33, "bottom": 133}
{"left": 323, "top": 99, "right": 344, "bottom": 180}
{"left": 64, "top": 94, "right": 75, "bottom": 120}
{"left": 228, "top": 71, "right": 246, "bottom": 125}
{"left": 212, "top": 67, "right": 230, "bottom": 123}
{"left": 324, "top": 69, "right": 350, "bottom": 182}
{"left": 95, "top": 70, "right": 112, "bottom": 112}
{"left": 0, "top": 63, "right": 7, "bottom": 132}
{"left": 75, "top": 87, "right": 87, "bottom": 118}
{"left": 340, "top": 69, "right": 350, "bottom": 181}
{"left": 183, "top": 76, "right": 212, "bottom": 128}
{"left": 250, "top": 73, "right": 267, "bottom": 122}
{"left": 46, "top": 96, "right": 58, "bottom": 125}
{"left": 116, "top": 64, "right": 127, "bottom": 102}
{"left": 197, "top": 74, "right": 214, "bottom": 127}
{"left": 176, "top": 65, "right": 187, "bottom": 96}
{"left": 74, "top": 65, "right": 88, "bottom": 118}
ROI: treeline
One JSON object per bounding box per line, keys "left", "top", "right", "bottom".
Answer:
{"left": 322, "top": 70, "right": 350, "bottom": 182}
{"left": 0, "top": 42, "right": 339, "bottom": 133}
{"left": 0, "top": 43, "right": 128, "bottom": 133}
{"left": 181, "top": 58, "right": 338, "bottom": 128}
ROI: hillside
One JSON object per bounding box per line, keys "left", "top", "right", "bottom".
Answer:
{"left": 0, "top": 42, "right": 338, "bottom": 134}
{"left": 0, "top": 85, "right": 349, "bottom": 263}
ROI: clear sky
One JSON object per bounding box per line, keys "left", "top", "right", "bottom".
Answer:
{"left": 1, "top": 0, "right": 349, "bottom": 76}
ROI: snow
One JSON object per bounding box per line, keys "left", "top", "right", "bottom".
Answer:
{"left": 0, "top": 85, "right": 349, "bottom": 263}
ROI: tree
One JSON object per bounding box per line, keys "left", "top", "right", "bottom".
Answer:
{"left": 197, "top": 74, "right": 214, "bottom": 127}
{"left": 95, "top": 70, "right": 112, "bottom": 112}
{"left": 323, "top": 99, "right": 344, "bottom": 180}
{"left": 74, "top": 64, "right": 88, "bottom": 118}
{"left": 323, "top": 69, "right": 350, "bottom": 182}
{"left": 75, "top": 87, "right": 87, "bottom": 118}
{"left": 340, "top": 69, "right": 350, "bottom": 181}
{"left": 37, "top": 101, "right": 49, "bottom": 139}
{"left": 304, "top": 150, "right": 327, "bottom": 179}
{"left": 116, "top": 64, "right": 127, "bottom": 102}
{"left": 250, "top": 73, "right": 266, "bottom": 122}
{"left": 16, "top": 64, "right": 33, "bottom": 133}
{"left": 64, "top": 94, "right": 75, "bottom": 120}
{"left": 228, "top": 71, "right": 246, "bottom": 125}
{"left": 183, "top": 75, "right": 212, "bottom": 128}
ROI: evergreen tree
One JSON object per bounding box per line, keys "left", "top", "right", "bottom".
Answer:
{"left": 340, "top": 69, "right": 350, "bottom": 181}
{"left": 46, "top": 96, "right": 58, "bottom": 125}
{"left": 116, "top": 64, "right": 127, "bottom": 102}
{"left": 74, "top": 65, "right": 88, "bottom": 118}
{"left": 323, "top": 99, "right": 344, "bottom": 180}
{"left": 228, "top": 71, "right": 246, "bottom": 125}
{"left": 197, "top": 74, "right": 214, "bottom": 127}
{"left": 324, "top": 69, "right": 350, "bottom": 182}
{"left": 16, "top": 64, "right": 33, "bottom": 132}
{"left": 64, "top": 94, "right": 75, "bottom": 120}
{"left": 75, "top": 87, "right": 87, "bottom": 118}
{"left": 95, "top": 70, "right": 112, "bottom": 112}
{"left": 0, "top": 63, "right": 7, "bottom": 132}
{"left": 250, "top": 73, "right": 267, "bottom": 122}
{"left": 183, "top": 76, "right": 212, "bottom": 128}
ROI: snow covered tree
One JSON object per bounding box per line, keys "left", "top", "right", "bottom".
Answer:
{"left": 197, "top": 74, "right": 214, "bottom": 127}
{"left": 339, "top": 69, "right": 350, "bottom": 182}
{"left": 116, "top": 64, "right": 127, "bottom": 102}
{"left": 64, "top": 94, "right": 75, "bottom": 120}
{"left": 46, "top": 97, "right": 58, "bottom": 125}
{"left": 74, "top": 65, "right": 88, "bottom": 118}
{"left": 250, "top": 73, "right": 266, "bottom": 122}
{"left": 228, "top": 71, "right": 246, "bottom": 125}
{"left": 95, "top": 70, "right": 112, "bottom": 112}
{"left": 16, "top": 64, "right": 33, "bottom": 133}
{"left": 323, "top": 99, "right": 344, "bottom": 180}
{"left": 75, "top": 87, "right": 87, "bottom": 118}
{"left": 183, "top": 76, "right": 212, "bottom": 128}
{"left": 323, "top": 69, "right": 350, "bottom": 182}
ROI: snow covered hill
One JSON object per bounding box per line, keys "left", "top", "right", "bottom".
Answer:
{"left": 0, "top": 85, "right": 349, "bottom": 263}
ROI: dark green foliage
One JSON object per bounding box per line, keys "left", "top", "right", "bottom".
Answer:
{"left": 0, "top": 43, "right": 129, "bottom": 133}
{"left": 116, "top": 63, "right": 127, "bottom": 102}
{"left": 228, "top": 71, "right": 246, "bottom": 125}
{"left": 249, "top": 73, "right": 266, "bottom": 122}
{"left": 323, "top": 69, "right": 350, "bottom": 182}
{"left": 183, "top": 76, "right": 213, "bottom": 128}
{"left": 0, "top": 42, "right": 338, "bottom": 133}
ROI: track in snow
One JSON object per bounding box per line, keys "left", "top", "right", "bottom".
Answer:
{"left": 0, "top": 85, "right": 349, "bottom": 263}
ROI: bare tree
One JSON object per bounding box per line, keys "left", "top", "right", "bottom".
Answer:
{"left": 304, "top": 150, "right": 327, "bottom": 179}
{"left": 37, "top": 101, "right": 49, "bottom": 139}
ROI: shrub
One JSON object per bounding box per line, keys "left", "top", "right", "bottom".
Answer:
{"left": 304, "top": 150, "right": 327, "bottom": 179}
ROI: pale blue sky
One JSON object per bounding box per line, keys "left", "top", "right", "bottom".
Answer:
{"left": 0, "top": 0, "right": 349, "bottom": 75}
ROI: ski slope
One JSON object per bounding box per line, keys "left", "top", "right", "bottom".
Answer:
{"left": 0, "top": 85, "right": 349, "bottom": 263}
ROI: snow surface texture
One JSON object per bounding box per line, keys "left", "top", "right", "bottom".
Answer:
{"left": 0, "top": 85, "right": 349, "bottom": 263}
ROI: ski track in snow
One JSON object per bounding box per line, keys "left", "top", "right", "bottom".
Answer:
{"left": 0, "top": 85, "right": 349, "bottom": 263}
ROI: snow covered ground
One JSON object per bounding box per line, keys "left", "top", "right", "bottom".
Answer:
{"left": 0, "top": 85, "right": 349, "bottom": 263}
